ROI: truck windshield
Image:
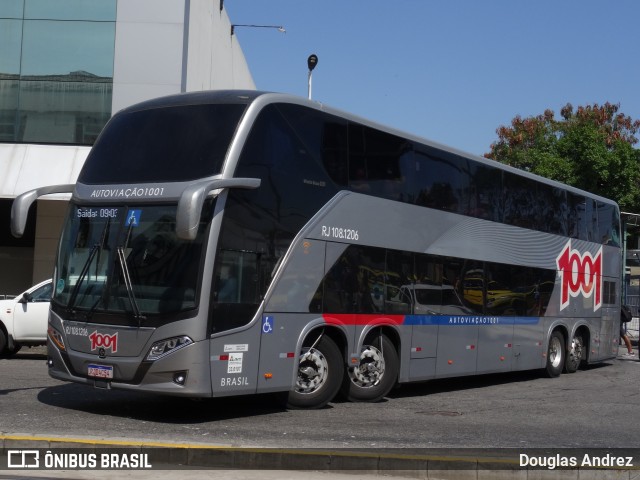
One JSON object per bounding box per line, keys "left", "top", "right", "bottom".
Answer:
{"left": 53, "top": 202, "right": 211, "bottom": 321}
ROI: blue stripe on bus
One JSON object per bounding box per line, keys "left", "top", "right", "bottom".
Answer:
{"left": 403, "top": 315, "right": 540, "bottom": 326}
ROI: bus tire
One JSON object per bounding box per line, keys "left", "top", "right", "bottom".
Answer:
{"left": 545, "top": 330, "right": 565, "bottom": 378}
{"left": 287, "top": 335, "right": 343, "bottom": 409}
{"left": 341, "top": 334, "right": 398, "bottom": 403}
{"left": 564, "top": 331, "right": 584, "bottom": 374}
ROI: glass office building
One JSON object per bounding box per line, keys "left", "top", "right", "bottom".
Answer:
{"left": 0, "top": 0, "right": 115, "bottom": 144}
{"left": 0, "top": 0, "right": 255, "bottom": 293}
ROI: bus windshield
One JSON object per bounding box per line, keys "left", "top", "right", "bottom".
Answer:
{"left": 53, "top": 203, "right": 210, "bottom": 321}
{"left": 78, "top": 103, "right": 247, "bottom": 184}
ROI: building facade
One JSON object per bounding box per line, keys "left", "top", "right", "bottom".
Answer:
{"left": 0, "top": 0, "right": 255, "bottom": 293}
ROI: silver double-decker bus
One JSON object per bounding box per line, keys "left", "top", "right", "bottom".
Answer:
{"left": 12, "top": 90, "right": 622, "bottom": 409}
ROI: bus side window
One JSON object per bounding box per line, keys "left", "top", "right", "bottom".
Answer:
{"left": 211, "top": 250, "right": 260, "bottom": 333}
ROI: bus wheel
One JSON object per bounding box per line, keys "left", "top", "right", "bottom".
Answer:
{"left": 545, "top": 331, "right": 565, "bottom": 378}
{"left": 341, "top": 334, "right": 398, "bottom": 402}
{"left": 564, "top": 332, "right": 584, "bottom": 374}
{"left": 287, "top": 335, "right": 343, "bottom": 409}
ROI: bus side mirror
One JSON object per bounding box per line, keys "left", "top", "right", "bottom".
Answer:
{"left": 11, "top": 184, "right": 75, "bottom": 237}
{"left": 176, "top": 177, "right": 261, "bottom": 240}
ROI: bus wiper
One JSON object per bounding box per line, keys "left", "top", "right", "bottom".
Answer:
{"left": 116, "top": 246, "right": 145, "bottom": 325}
{"left": 66, "top": 243, "right": 100, "bottom": 313}
{"left": 67, "top": 217, "right": 112, "bottom": 315}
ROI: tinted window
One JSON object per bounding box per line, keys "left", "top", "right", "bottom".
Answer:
{"left": 264, "top": 239, "right": 326, "bottom": 313}
{"left": 320, "top": 245, "right": 387, "bottom": 314}
{"left": 467, "top": 164, "right": 502, "bottom": 222}
{"left": 25, "top": 0, "right": 116, "bottom": 21}
{"left": 269, "top": 105, "right": 619, "bottom": 247}
{"left": 273, "top": 104, "right": 349, "bottom": 188}
{"left": 503, "top": 172, "right": 539, "bottom": 229}
{"left": 0, "top": 1, "right": 24, "bottom": 18}
{"left": 348, "top": 124, "right": 410, "bottom": 201}
{"left": 210, "top": 249, "right": 262, "bottom": 333}
{"left": 477, "top": 262, "right": 555, "bottom": 316}
{"left": 79, "top": 104, "right": 246, "bottom": 183}
{"left": 583, "top": 197, "right": 598, "bottom": 242}
{"left": 230, "top": 104, "right": 340, "bottom": 239}
{"left": 412, "top": 148, "right": 470, "bottom": 214}
{"left": 538, "top": 184, "right": 568, "bottom": 235}
{"left": 0, "top": 2, "right": 116, "bottom": 144}
{"left": 0, "top": 19, "right": 22, "bottom": 74}
{"left": 21, "top": 20, "right": 114, "bottom": 77}
{"left": 385, "top": 250, "right": 413, "bottom": 314}
{"left": 567, "top": 193, "right": 583, "bottom": 239}
{"left": 455, "top": 259, "right": 484, "bottom": 315}
{"left": 597, "top": 202, "right": 620, "bottom": 246}
{"left": 413, "top": 253, "right": 469, "bottom": 315}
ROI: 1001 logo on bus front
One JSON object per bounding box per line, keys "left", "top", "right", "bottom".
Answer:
{"left": 556, "top": 240, "right": 602, "bottom": 312}
{"left": 89, "top": 331, "right": 118, "bottom": 353}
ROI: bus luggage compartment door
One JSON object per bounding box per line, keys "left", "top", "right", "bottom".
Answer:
{"left": 435, "top": 324, "right": 479, "bottom": 376}
{"left": 209, "top": 325, "right": 261, "bottom": 397}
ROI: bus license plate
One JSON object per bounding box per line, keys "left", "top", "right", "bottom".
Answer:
{"left": 88, "top": 364, "right": 113, "bottom": 379}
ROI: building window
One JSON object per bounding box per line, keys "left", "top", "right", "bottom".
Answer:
{"left": 0, "top": 0, "right": 115, "bottom": 145}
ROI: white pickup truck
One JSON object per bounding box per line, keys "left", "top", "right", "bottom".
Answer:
{"left": 0, "top": 279, "right": 52, "bottom": 356}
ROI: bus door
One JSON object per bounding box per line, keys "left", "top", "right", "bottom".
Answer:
{"left": 209, "top": 250, "right": 264, "bottom": 397}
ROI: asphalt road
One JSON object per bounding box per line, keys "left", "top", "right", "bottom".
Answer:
{"left": 1, "top": 346, "right": 639, "bottom": 449}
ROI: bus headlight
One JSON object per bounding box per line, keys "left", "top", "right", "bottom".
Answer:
{"left": 146, "top": 336, "right": 193, "bottom": 361}
{"left": 48, "top": 326, "right": 66, "bottom": 351}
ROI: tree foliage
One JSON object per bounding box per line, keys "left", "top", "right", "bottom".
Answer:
{"left": 485, "top": 102, "right": 640, "bottom": 212}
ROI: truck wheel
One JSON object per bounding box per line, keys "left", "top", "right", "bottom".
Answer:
{"left": 545, "top": 330, "right": 565, "bottom": 378}
{"left": 287, "top": 335, "right": 343, "bottom": 409}
{"left": 341, "top": 334, "right": 398, "bottom": 402}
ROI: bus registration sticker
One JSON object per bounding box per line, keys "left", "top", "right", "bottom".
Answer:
{"left": 88, "top": 364, "right": 113, "bottom": 379}
{"left": 227, "top": 353, "right": 243, "bottom": 374}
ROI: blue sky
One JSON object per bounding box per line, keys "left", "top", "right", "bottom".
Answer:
{"left": 225, "top": 0, "right": 639, "bottom": 158}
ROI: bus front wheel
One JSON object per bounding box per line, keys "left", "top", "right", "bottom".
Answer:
{"left": 545, "top": 331, "right": 565, "bottom": 378}
{"left": 341, "top": 334, "right": 398, "bottom": 402}
{"left": 287, "top": 335, "right": 343, "bottom": 409}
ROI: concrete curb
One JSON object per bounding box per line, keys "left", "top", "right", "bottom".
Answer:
{"left": 2, "top": 434, "right": 640, "bottom": 479}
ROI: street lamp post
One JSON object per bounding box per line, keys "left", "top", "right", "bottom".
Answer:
{"left": 230, "top": 24, "right": 286, "bottom": 36}
{"left": 307, "top": 54, "right": 318, "bottom": 100}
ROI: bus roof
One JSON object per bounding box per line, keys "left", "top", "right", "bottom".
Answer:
{"left": 115, "top": 89, "right": 618, "bottom": 208}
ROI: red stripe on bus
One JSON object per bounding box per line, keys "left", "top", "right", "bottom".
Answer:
{"left": 322, "top": 314, "right": 405, "bottom": 326}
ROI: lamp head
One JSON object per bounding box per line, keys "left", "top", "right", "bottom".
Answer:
{"left": 307, "top": 54, "right": 318, "bottom": 72}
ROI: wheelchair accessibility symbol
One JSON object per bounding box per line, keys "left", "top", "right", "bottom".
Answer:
{"left": 262, "top": 316, "right": 274, "bottom": 334}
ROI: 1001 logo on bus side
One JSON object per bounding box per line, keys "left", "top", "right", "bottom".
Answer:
{"left": 556, "top": 240, "right": 602, "bottom": 312}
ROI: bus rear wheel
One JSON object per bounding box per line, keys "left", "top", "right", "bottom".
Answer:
{"left": 564, "top": 331, "right": 584, "bottom": 373}
{"left": 545, "top": 331, "right": 565, "bottom": 378}
{"left": 287, "top": 335, "right": 343, "bottom": 409}
{"left": 341, "top": 334, "right": 398, "bottom": 402}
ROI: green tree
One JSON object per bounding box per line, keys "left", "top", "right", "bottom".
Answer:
{"left": 485, "top": 103, "right": 640, "bottom": 212}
